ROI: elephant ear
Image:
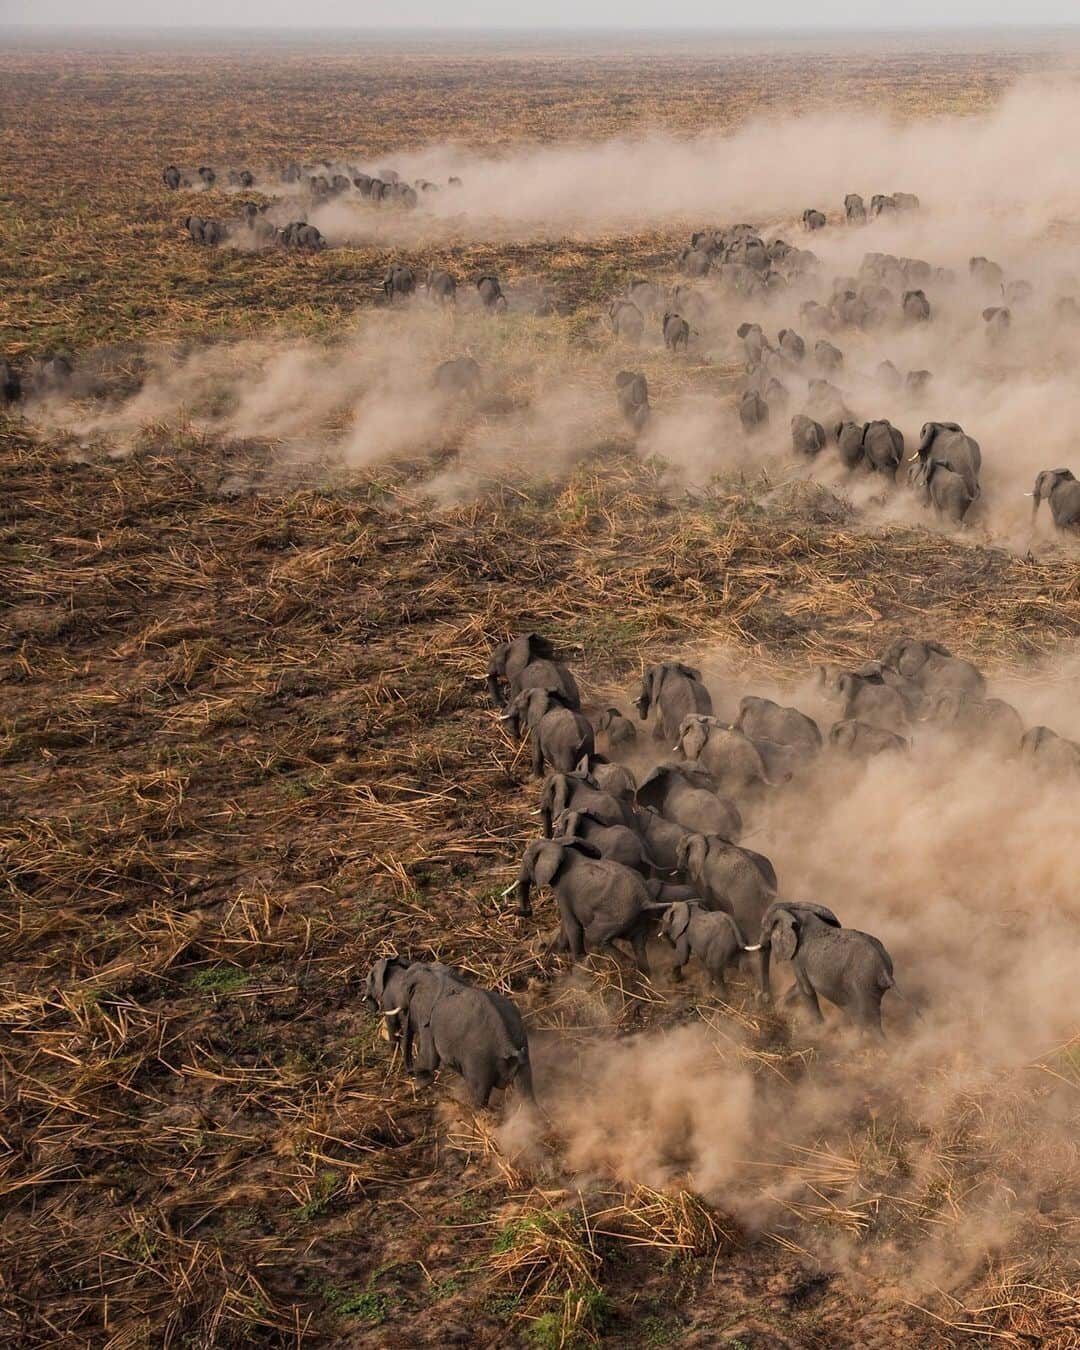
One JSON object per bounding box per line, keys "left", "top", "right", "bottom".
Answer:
{"left": 737, "top": 322, "right": 753, "bottom": 338}
{"left": 635, "top": 766, "right": 672, "bottom": 809}
{"left": 369, "top": 957, "right": 390, "bottom": 1003}
{"left": 532, "top": 843, "right": 570, "bottom": 889}
{"left": 565, "top": 838, "right": 604, "bottom": 861}
{"left": 770, "top": 909, "right": 800, "bottom": 962}
{"left": 669, "top": 904, "right": 692, "bottom": 942}
{"left": 687, "top": 833, "right": 709, "bottom": 877}
{"left": 488, "top": 642, "right": 510, "bottom": 676}
{"left": 674, "top": 663, "right": 703, "bottom": 682}
{"left": 799, "top": 902, "right": 841, "bottom": 928}
{"left": 521, "top": 632, "right": 554, "bottom": 663}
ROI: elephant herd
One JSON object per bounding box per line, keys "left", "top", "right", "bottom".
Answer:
{"left": 367, "top": 628, "right": 1079, "bottom": 1115}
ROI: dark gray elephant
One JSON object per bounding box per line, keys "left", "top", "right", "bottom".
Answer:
{"left": 913, "top": 461, "right": 975, "bottom": 522}
{"left": 202, "top": 219, "right": 226, "bottom": 245}
{"left": 26, "top": 354, "right": 72, "bottom": 396}
{"left": 594, "top": 707, "right": 638, "bottom": 756}
{"left": 183, "top": 215, "right": 206, "bottom": 243}
{"left": 636, "top": 763, "right": 742, "bottom": 839}
{"left": 791, "top": 414, "right": 827, "bottom": 457}
{"left": 861, "top": 419, "right": 904, "bottom": 478}
{"left": 923, "top": 691, "right": 1024, "bottom": 754}
{"left": 384, "top": 265, "right": 415, "bottom": 303}
{"left": 198, "top": 166, "right": 216, "bottom": 187}
{"left": 831, "top": 290, "right": 871, "bottom": 328}
{"left": 675, "top": 833, "right": 776, "bottom": 934}
{"left": 914, "top": 422, "right": 982, "bottom": 501}
{"left": 819, "top": 668, "right": 909, "bottom": 732}
{"left": 632, "top": 806, "right": 690, "bottom": 873}
{"left": 636, "top": 662, "right": 712, "bottom": 742}
{"left": 553, "top": 808, "right": 656, "bottom": 876}
{"left": 366, "top": 179, "right": 387, "bottom": 202}
{"left": 777, "top": 328, "right": 805, "bottom": 364}
{"left": 660, "top": 902, "right": 748, "bottom": 991}
{"left": 513, "top": 838, "right": 656, "bottom": 972}
{"left": 502, "top": 688, "right": 594, "bottom": 776}
{"left": 829, "top": 720, "right": 909, "bottom": 757}
{"left": 734, "top": 696, "right": 821, "bottom": 757}
{"left": 679, "top": 247, "right": 711, "bottom": 278}
{"left": 390, "top": 962, "right": 533, "bottom": 1107}
{"left": 615, "top": 371, "right": 650, "bottom": 433}
{"left": 1, "top": 359, "right": 21, "bottom": 405}
{"left": 331, "top": 174, "right": 351, "bottom": 194}
{"left": 747, "top": 902, "right": 898, "bottom": 1038}
{"left": 674, "top": 715, "right": 788, "bottom": 795}
{"left": 486, "top": 633, "right": 579, "bottom": 710}
{"left": 662, "top": 312, "right": 690, "bottom": 352}
{"left": 878, "top": 638, "right": 985, "bottom": 700}
{"left": 969, "top": 256, "right": 1004, "bottom": 289}
{"left": 433, "top": 356, "right": 481, "bottom": 397}
{"left": 609, "top": 300, "right": 645, "bottom": 342}
{"left": 982, "top": 306, "right": 1011, "bottom": 342}
{"left": 902, "top": 289, "right": 931, "bottom": 323}
{"left": 815, "top": 339, "right": 843, "bottom": 374}
{"left": 736, "top": 322, "right": 768, "bottom": 365}
{"left": 352, "top": 172, "right": 373, "bottom": 195}
{"left": 477, "top": 275, "right": 506, "bottom": 311}
{"left": 539, "top": 768, "right": 636, "bottom": 838}
{"left": 163, "top": 165, "right": 181, "bottom": 190}
{"left": 870, "top": 193, "right": 897, "bottom": 219}
{"left": 844, "top": 193, "right": 867, "bottom": 224}
{"left": 588, "top": 759, "right": 636, "bottom": 801}
{"left": 802, "top": 208, "right": 826, "bottom": 231}
{"left": 426, "top": 268, "right": 457, "bottom": 304}
{"left": 834, "top": 420, "right": 865, "bottom": 471}
{"left": 739, "top": 389, "right": 769, "bottom": 431}
{"left": 1020, "top": 725, "right": 1080, "bottom": 775}
{"left": 1030, "top": 468, "right": 1080, "bottom": 530}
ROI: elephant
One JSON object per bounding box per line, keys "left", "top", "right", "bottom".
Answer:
{"left": 663, "top": 313, "right": 690, "bottom": 352}
{"left": 237, "top": 170, "right": 255, "bottom": 188}
{"left": 923, "top": 690, "right": 1023, "bottom": 754}
{"left": 433, "top": 356, "right": 481, "bottom": 397}
{"left": 163, "top": 165, "right": 181, "bottom": 190}
{"left": 969, "top": 256, "right": 1004, "bottom": 289}
{"left": 807, "top": 379, "right": 851, "bottom": 428}
{"left": 447, "top": 175, "right": 463, "bottom": 187}
{"left": 1030, "top": 468, "right": 1080, "bottom": 530}
{"left": 901, "top": 257, "right": 931, "bottom": 284}
{"left": 982, "top": 306, "right": 1011, "bottom": 342}
{"left": 878, "top": 638, "right": 985, "bottom": 700}
{"left": 552, "top": 808, "right": 656, "bottom": 876}
{"left": 791, "top": 414, "right": 827, "bottom": 457}
{"left": 736, "top": 322, "right": 769, "bottom": 366}
{"left": 308, "top": 174, "right": 331, "bottom": 198}
{"left": 915, "top": 464, "right": 976, "bottom": 523}
{"left": 834, "top": 420, "right": 865, "bottom": 471}
{"left": 876, "top": 360, "right": 902, "bottom": 390}
{"left": 906, "top": 369, "right": 932, "bottom": 395}
{"left": 330, "top": 174, "right": 350, "bottom": 194}
{"left": 674, "top": 833, "right": 777, "bottom": 935}
{"left": 351, "top": 172, "right": 372, "bottom": 194}
{"left": 513, "top": 837, "right": 657, "bottom": 972}
{"left": 829, "top": 719, "right": 909, "bottom": 757}
{"left": 800, "top": 300, "right": 829, "bottom": 330}
{"left": 501, "top": 689, "right": 594, "bottom": 777}
{"left": 390, "top": 182, "right": 419, "bottom": 209}
{"left": 635, "top": 662, "right": 712, "bottom": 742}
{"left": 477, "top": 275, "right": 505, "bottom": 310}
{"left": 660, "top": 902, "right": 748, "bottom": 991}
{"left": 766, "top": 237, "right": 793, "bottom": 262}
{"left": 282, "top": 163, "right": 302, "bottom": 184}
{"left": 198, "top": 166, "right": 216, "bottom": 186}
{"left": 747, "top": 902, "right": 898, "bottom": 1037}
{"left": 183, "top": 215, "right": 206, "bottom": 243}
{"left": 384, "top": 265, "right": 415, "bottom": 303}
{"left": 1020, "top": 725, "right": 1080, "bottom": 776}
{"left": 802, "top": 208, "right": 826, "bottom": 231}
{"left": 734, "top": 696, "right": 821, "bottom": 757}
{"left": 739, "top": 389, "right": 769, "bottom": 431}
{"left": 671, "top": 285, "right": 707, "bottom": 327}
{"left": 869, "top": 193, "right": 897, "bottom": 218}
{"left": 777, "top": 328, "right": 805, "bottom": 364}
{"left": 679, "top": 247, "right": 711, "bottom": 278}
{"left": 861, "top": 419, "right": 904, "bottom": 478}
{"left": 1003, "top": 279, "right": 1033, "bottom": 307}
{"left": 26, "top": 354, "right": 72, "bottom": 396}
{"left": 632, "top": 806, "right": 690, "bottom": 873}
{"left": 588, "top": 759, "right": 637, "bottom": 801}
{"left": 674, "top": 715, "right": 790, "bottom": 795}
{"left": 893, "top": 192, "right": 920, "bottom": 211}
{"left": 386, "top": 961, "right": 534, "bottom": 1107}
{"left": 626, "top": 279, "right": 666, "bottom": 313}
{"left": 815, "top": 340, "right": 844, "bottom": 374}
{"left": 819, "top": 668, "right": 909, "bottom": 732}
{"left": 609, "top": 300, "right": 645, "bottom": 342}
{"left": 844, "top": 193, "right": 867, "bottom": 224}
{"left": 540, "top": 768, "right": 636, "bottom": 838}
{"left": 636, "top": 763, "right": 742, "bottom": 839}
{"left": 379, "top": 167, "right": 401, "bottom": 183}
{"left": 486, "top": 633, "right": 580, "bottom": 710}
{"left": 914, "top": 422, "right": 981, "bottom": 501}
{"left": 281, "top": 222, "right": 325, "bottom": 250}
{"left": 902, "top": 289, "right": 931, "bottom": 323}
{"left": 1, "top": 360, "right": 21, "bottom": 405}
{"left": 366, "top": 179, "right": 387, "bottom": 203}
{"left": 615, "top": 371, "right": 650, "bottom": 433}
{"left": 426, "top": 269, "right": 457, "bottom": 304}
{"left": 594, "top": 707, "right": 638, "bottom": 756}
{"left": 201, "top": 219, "right": 226, "bottom": 245}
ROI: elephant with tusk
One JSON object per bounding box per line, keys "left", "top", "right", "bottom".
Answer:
{"left": 1030, "top": 468, "right": 1080, "bottom": 531}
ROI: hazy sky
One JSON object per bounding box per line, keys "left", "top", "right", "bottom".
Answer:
{"left": 2, "top": 2, "right": 1079, "bottom": 28}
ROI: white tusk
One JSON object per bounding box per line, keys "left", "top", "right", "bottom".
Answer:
{"left": 1023, "top": 492, "right": 1034, "bottom": 497}
{"left": 742, "top": 944, "right": 762, "bottom": 952}
{"left": 908, "top": 452, "right": 919, "bottom": 461}
{"left": 383, "top": 1006, "right": 402, "bottom": 1016}
{"left": 501, "top": 882, "right": 518, "bottom": 896}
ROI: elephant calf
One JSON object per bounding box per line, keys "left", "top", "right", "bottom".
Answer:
{"left": 502, "top": 689, "right": 594, "bottom": 776}
{"left": 594, "top": 706, "right": 637, "bottom": 756}
{"left": 477, "top": 275, "right": 506, "bottom": 311}
{"left": 661, "top": 902, "right": 748, "bottom": 992}
{"left": 802, "top": 208, "right": 826, "bottom": 231}
{"left": 749, "top": 901, "right": 900, "bottom": 1038}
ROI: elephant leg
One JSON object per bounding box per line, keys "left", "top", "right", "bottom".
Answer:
{"left": 630, "top": 930, "right": 651, "bottom": 976}
{"left": 854, "top": 992, "right": 886, "bottom": 1041}
{"left": 546, "top": 925, "right": 569, "bottom": 954}
{"left": 791, "top": 965, "right": 825, "bottom": 1022}
{"left": 708, "top": 967, "right": 728, "bottom": 996}
{"left": 558, "top": 904, "right": 586, "bottom": 961}
{"left": 466, "top": 1065, "right": 495, "bottom": 1109}
{"left": 410, "top": 1024, "right": 439, "bottom": 1083}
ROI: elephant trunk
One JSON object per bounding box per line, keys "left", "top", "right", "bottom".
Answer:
{"left": 487, "top": 671, "right": 505, "bottom": 707}
{"left": 540, "top": 805, "right": 553, "bottom": 839}
{"left": 515, "top": 871, "right": 533, "bottom": 918}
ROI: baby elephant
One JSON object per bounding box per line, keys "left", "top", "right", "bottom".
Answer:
{"left": 661, "top": 902, "right": 748, "bottom": 992}
{"left": 594, "top": 706, "right": 637, "bottom": 756}
{"left": 501, "top": 688, "right": 594, "bottom": 776}
{"left": 615, "top": 370, "right": 650, "bottom": 433}
{"left": 749, "top": 901, "right": 900, "bottom": 1038}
